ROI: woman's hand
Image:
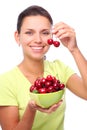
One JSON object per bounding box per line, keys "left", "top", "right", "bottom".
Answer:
{"left": 29, "top": 100, "right": 63, "bottom": 114}
{"left": 52, "top": 22, "right": 78, "bottom": 52}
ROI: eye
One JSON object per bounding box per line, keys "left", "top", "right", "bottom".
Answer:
{"left": 25, "top": 31, "right": 33, "bottom": 35}
{"left": 42, "top": 31, "right": 50, "bottom": 35}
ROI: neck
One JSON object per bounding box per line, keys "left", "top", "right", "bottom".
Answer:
{"left": 18, "top": 58, "right": 44, "bottom": 76}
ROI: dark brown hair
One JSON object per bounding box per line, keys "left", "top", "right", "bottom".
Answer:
{"left": 17, "top": 5, "right": 53, "bottom": 33}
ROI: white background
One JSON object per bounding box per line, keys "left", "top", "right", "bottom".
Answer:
{"left": 0, "top": 0, "right": 87, "bottom": 130}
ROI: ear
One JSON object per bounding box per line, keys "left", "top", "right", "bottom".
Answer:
{"left": 14, "top": 31, "right": 20, "bottom": 46}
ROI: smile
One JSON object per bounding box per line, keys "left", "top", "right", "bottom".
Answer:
{"left": 30, "top": 46, "right": 44, "bottom": 50}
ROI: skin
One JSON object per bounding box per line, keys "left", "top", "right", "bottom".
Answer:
{"left": 0, "top": 15, "right": 87, "bottom": 130}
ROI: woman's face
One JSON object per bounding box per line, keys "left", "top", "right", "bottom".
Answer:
{"left": 15, "top": 15, "right": 52, "bottom": 60}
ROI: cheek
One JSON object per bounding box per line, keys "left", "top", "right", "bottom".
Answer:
{"left": 41, "top": 38, "right": 50, "bottom": 46}
{"left": 42, "top": 35, "right": 53, "bottom": 45}
{"left": 20, "top": 37, "right": 31, "bottom": 46}
{"left": 44, "top": 45, "right": 50, "bottom": 54}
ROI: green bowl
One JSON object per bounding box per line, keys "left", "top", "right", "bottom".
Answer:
{"left": 29, "top": 89, "right": 65, "bottom": 108}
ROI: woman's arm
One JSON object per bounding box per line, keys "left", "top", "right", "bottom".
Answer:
{"left": 0, "top": 104, "right": 36, "bottom": 130}
{"left": 52, "top": 22, "right": 87, "bottom": 99}
{"left": 71, "top": 47, "right": 87, "bottom": 88}
{"left": 66, "top": 47, "right": 87, "bottom": 100}
{"left": 0, "top": 100, "right": 62, "bottom": 130}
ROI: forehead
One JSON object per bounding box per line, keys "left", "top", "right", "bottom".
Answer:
{"left": 21, "top": 15, "right": 52, "bottom": 29}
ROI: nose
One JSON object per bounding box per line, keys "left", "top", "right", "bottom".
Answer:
{"left": 34, "top": 33, "right": 42, "bottom": 43}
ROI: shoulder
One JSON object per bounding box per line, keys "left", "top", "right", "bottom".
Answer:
{"left": 44, "top": 59, "right": 75, "bottom": 84}
{"left": 0, "top": 67, "right": 19, "bottom": 106}
{"left": 0, "top": 66, "right": 21, "bottom": 95}
{"left": 0, "top": 66, "right": 18, "bottom": 85}
{"left": 44, "top": 59, "right": 69, "bottom": 69}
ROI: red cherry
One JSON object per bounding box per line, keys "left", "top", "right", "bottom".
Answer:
{"left": 34, "top": 79, "right": 42, "bottom": 89}
{"left": 46, "top": 75, "right": 53, "bottom": 81}
{"left": 53, "top": 41, "right": 60, "bottom": 47}
{"left": 30, "top": 85, "right": 37, "bottom": 92}
{"left": 47, "top": 86, "right": 54, "bottom": 93}
{"left": 45, "top": 81, "right": 52, "bottom": 87}
{"left": 52, "top": 76, "right": 56, "bottom": 82}
{"left": 47, "top": 39, "right": 53, "bottom": 45}
{"left": 38, "top": 88, "right": 47, "bottom": 94}
{"left": 59, "top": 83, "right": 65, "bottom": 90}
{"left": 53, "top": 83, "right": 60, "bottom": 91}
{"left": 40, "top": 77, "right": 46, "bottom": 84}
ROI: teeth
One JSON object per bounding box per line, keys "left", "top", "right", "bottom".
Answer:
{"left": 31, "top": 46, "right": 43, "bottom": 50}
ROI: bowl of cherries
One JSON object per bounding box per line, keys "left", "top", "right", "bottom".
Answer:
{"left": 29, "top": 75, "right": 65, "bottom": 108}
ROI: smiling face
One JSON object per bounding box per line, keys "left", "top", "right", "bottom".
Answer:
{"left": 15, "top": 15, "right": 52, "bottom": 61}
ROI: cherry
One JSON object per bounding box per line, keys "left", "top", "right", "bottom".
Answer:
{"left": 59, "top": 83, "right": 65, "bottom": 90}
{"left": 47, "top": 86, "right": 54, "bottom": 93}
{"left": 38, "top": 88, "right": 47, "bottom": 94}
{"left": 53, "top": 41, "right": 60, "bottom": 47}
{"left": 34, "top": 79, "right": 42, "bottom": 89}
{"left": 30, "top": 85, "right": 37, "bottom": 92}
{"left": 47, "top": 39, "right": 53, "bottom": 45}
{"left": 46, "top": 75, "right": 53, "bottom": 81}
{"left": 45, "top": 81, "right": 52, "bottom": 87}
{"left": 40, "top": 77, "right": 46, "bottom": 85}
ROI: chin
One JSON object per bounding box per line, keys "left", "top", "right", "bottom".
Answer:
{"left": 32, "top": 56, "right": 44, "bottom": 61}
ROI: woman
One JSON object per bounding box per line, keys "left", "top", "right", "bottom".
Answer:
{"left": 0, "top": 5, "right": 87, "bottom": 130}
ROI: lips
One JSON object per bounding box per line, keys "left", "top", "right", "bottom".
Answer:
{"left": 31, "top": 46, "right": 44, "bottom": 50}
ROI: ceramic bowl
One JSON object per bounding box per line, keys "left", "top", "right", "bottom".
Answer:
{"left": 29, "top": 89, "right": 65, "bottom": 108}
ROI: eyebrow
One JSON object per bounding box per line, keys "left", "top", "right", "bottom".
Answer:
{"left": 26, "top": 28, "right": 51, "bottom": 32}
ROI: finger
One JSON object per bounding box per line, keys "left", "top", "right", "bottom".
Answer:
{"left": 46, "top": 100, "right": 63, "bottom": 113}
{"left": 51, "top": 100, "right": 63, "bottom": 109}
{"left": 29, "top": 100, "right": 37, "bottom": 110}
{"left": 52, "top": 22, "right": 74, "bottom": 36}
{"left": 34, "top": 100, "right": 63, "bottom": 113}
{"left": 57, "top": 29, "right": 75, "bottom": 40}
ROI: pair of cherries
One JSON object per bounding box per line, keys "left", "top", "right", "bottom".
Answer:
{"left": 47, "top": 38, "right": 60, "bottom": 47}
